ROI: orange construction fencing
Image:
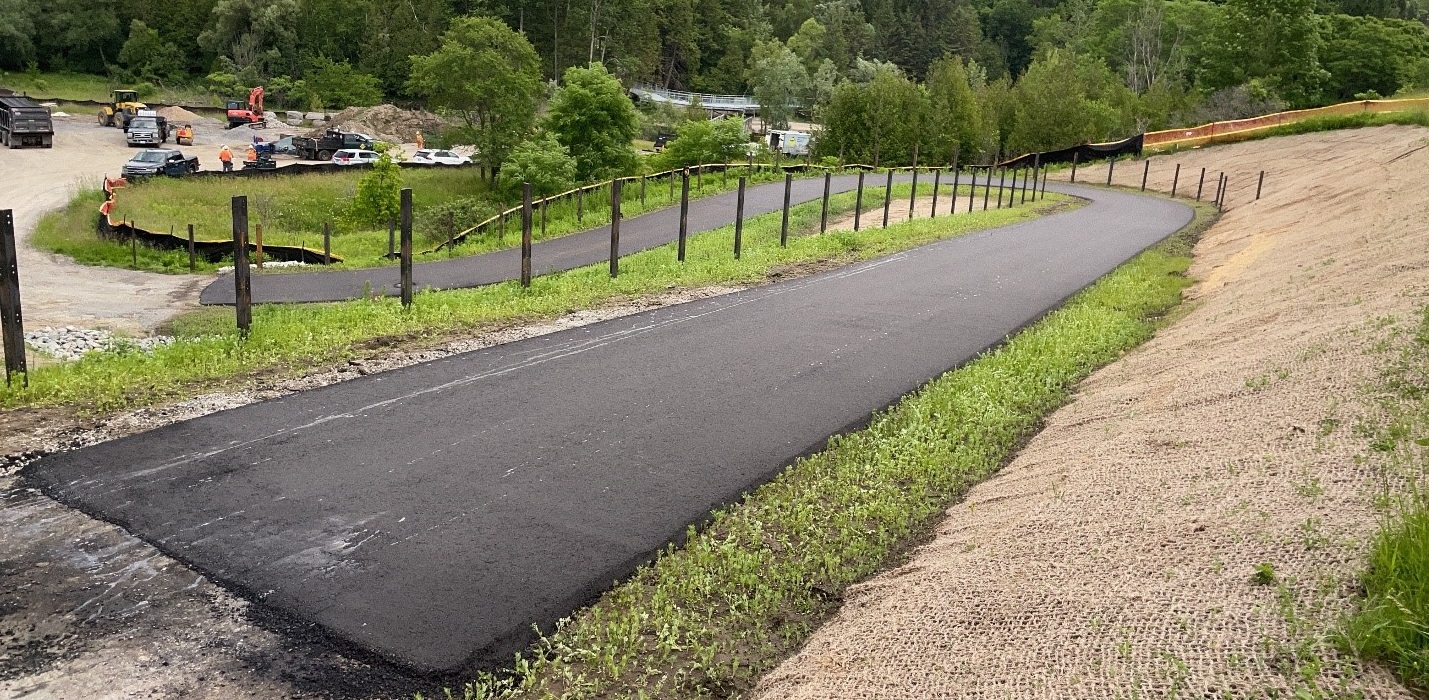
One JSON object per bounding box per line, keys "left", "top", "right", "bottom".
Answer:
{"left": 1144, "top": 97, "right": 1429, "bottom": 151}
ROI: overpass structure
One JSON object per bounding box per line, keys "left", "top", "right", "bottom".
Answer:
{"left": 629, "top": 84, "right": 761, "bottom": 115}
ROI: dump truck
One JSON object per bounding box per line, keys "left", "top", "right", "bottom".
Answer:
{"left": 0, "top": 95, "right": 54, "bottom": 148}
{"left": 99, "top": 89, "right": 146, "bottom": 128}
{"left": 291, "top": 128, "right": 373, "bottom": 160}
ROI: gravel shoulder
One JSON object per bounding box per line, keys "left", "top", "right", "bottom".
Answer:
{"left": 755, "top": 126, "right": 1428, "bottom": 698}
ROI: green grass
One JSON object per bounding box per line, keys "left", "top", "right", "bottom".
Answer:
{"left": 6, "top": 181, "right": 1062, "bottom": 411}
{"left": 37, "top": 166, "right": 821, "bottom": 273}
{"left": 415, "top": 199, "right": 1215, "bottom": 700}
{"left": 1341, "top": 305, "right": 1429, "bottom": 692}
{"left": 0, "top": 70, "right": 221, "bottom": 107}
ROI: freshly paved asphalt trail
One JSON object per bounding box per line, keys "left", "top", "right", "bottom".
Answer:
{"left": 199, "top": 172, "right": 919, "bottom": 305}
{"left": 28, "top": 183, "right": 1192, "bottom": 675}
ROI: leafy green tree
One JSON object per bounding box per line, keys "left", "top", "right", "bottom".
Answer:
{"left": 358, "top": 0, "right": 447, "bottom": 96}
{"left": 408, "top": 16, "right": 543, "bottom": 182}
{"left": 0, "top": 0, "right": 36, "bottom": 70}
{"left": 301, "top": 56, "right": 382, "bottom": 109}
{"left": 813, "top": 0, "right": 875, "bottom": 73}
{"left": 1008, "top": 49, "right": 1130, "bottom": 154}
{"left": 658, "top": 117, "right": 746, "bottom": 168}
{"left": 1200, "top": 0, "right": 1329, "bottom": 107}
{"left": 198, "top": 0, "right": 301, "bottom": 78}
{"left": 118, "top": 20, "right": 185, "bottom": 82}
{"left": 815, "top": 63, "right": 924, "bottom": 165}
{"left": 348, "top": 153, "right": 403, "bottom": 227}
{"left": 1319, "top": 14, "right": 1429, "bottom": 100}
{"left": 787, "top": 18, "right": 828, "bottom": 72}
{"left": 924, "top": 56, "right": 986, "bottom": 164}
{"left": 747, "top": 39, "right": 809, "bottom": 130}
{"left": 544, "top": 63, "right": 641, "bottom": 181}
{"left": 500, "top": 132, "right": 579, "bottom": 197}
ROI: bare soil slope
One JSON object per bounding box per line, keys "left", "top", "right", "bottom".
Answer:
{"left": 756, "top": 125, "right": 1429, "bottom": 698}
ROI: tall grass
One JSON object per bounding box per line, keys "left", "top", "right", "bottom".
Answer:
{"left": 420, "top": 200, "right": 1216, "bottom": 700}
{"left": 6, "top": 183, "right": 1059, "bottom": 411}
{"left": 1342, "top": 305, "right": 1429, "bottom": 692}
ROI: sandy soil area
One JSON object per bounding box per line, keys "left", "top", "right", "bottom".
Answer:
{"left": 755, "top": 126, "right": 1429, "bottom": 698}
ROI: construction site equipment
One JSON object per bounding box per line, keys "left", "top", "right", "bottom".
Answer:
{"left": 226, "top": 86, "right": 265, "bottom": 128}
{"left": 125, "top": 110, "right": 169, "bottom": 147}
{"left": 766, "top": 129, "right": 810, "bottom": 156}
{"left": 292, "top": 128, "right": 373, "bottom": 161}
{"left": 98, "top": 90, "right": 146, "bottom": 128}
{"left": 175, "top": 124, "right": 194, "bottom": 146}
{"left": 0, "top": 95, "right": 53, "bottom": 148}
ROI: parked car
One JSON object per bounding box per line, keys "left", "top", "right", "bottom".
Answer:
{"left": 411, "top": 149, "right": 471, "bottom": 165}
{"left": 331, "top": 149, "right": 381, "bottom": 166}
{"left": 121, "top": 149, "right": 200, "bottom": 178}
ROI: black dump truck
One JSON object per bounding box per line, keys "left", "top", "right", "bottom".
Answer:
{"left": 291, "top": 128, "right": 373, "bottom": 160}
{"left": 0, "top": 95, "right": 54, "bottom": 148}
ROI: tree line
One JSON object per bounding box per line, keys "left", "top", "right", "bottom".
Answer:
{"left": 1, "top": 0, "right": 1426, "bottom": 167}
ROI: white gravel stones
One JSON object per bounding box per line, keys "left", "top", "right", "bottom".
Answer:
{"left": 24, "top": 326, "right": 173, "bottom": 361}
{"left": 215, "top": 260, "right": 310, "bottom": 274}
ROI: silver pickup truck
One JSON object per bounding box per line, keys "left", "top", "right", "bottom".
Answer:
{"left": 124, "top": 110, "right": 169, "bottom": 147}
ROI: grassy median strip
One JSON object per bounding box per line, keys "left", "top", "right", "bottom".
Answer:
{"left": 34, "top": 167, "right": 804, "bottom": 273}
{"left": 1342, "top": 304, "right": 1429, "bottom": 692}
{"left": 416, "top": 203, "right": 1215, "bottom": 700}
{"left": 4, "top": 184, "right": 1065, "bottom": 411}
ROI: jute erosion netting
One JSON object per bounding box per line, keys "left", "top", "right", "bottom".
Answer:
{"left": 755, "top": 125, "right": 1429, "bottom": 698}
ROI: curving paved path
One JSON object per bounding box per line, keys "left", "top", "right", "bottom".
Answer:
{"left": 27, "top": 183, "right": 1193, "bottom": 675}
{"left": 200, "top": 172, "right": 936, "bottom": 305}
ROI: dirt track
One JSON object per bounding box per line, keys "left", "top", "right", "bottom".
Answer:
{"left": 0, "top": 115, "right": 209, "bottom": 334}
{"left": 756, "top": 126, "right": 1428, "bottom": 698}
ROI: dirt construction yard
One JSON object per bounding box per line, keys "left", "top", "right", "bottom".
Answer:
{"left": 757, "top": 126, "right": 1429, "bottom": 698}
{"left": 0, "top": 125, "right": 1426, "bottom": 697}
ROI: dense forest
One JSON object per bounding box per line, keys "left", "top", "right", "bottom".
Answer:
{"left": 2, "top": 0, "right": 1427, "bottom": 164}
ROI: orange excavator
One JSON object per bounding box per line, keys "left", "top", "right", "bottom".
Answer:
{"left": 226, "top": 86, "right": 264, "bottom": 129}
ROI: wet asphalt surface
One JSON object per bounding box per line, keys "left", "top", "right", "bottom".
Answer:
{"left": 27, "top": 182, "right": 1192, "bottom": 675}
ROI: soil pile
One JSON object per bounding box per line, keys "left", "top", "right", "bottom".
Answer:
{"left": 319, "top": 104, "right": 446, "bottom": 143}
{"left": 756, "top": 126, "right": 1429, "bottom": 698}
{"left": 156, "top": 105, "right": 204, "bottom": 123}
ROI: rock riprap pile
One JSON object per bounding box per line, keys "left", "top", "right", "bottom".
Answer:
{"left": 25, "top": 327, "right": 173, "bottom": 361}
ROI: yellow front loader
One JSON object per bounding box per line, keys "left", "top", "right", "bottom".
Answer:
{"left": 98, "top": 90, "right": 146, "bottom": 128}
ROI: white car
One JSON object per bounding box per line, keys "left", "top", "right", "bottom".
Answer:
{"left": 331, "top": 149, "right": 381, "bottom": 166}
{"left": 412, "top": 149, "right": 471, "bottom": 165}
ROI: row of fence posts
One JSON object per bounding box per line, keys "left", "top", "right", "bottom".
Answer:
{"left": 220, "top": 155, "right": 1257, "bottom": 335}
{"left": 1065, "top": 152, "right": 1266, "bottom": 211}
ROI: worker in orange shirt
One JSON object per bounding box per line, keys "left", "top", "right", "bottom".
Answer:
{"left": 415, "top": 131, "right": 424, "bottom": 150}
{"left": 218, "top": 144, "right": 233, "bottom": 172}
{"left": 246, "top": 144, "right": 258, "bottom": 165}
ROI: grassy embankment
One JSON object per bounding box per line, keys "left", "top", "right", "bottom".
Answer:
{"left": 1342, "top": 305, "right": 1429, "bottom": 692}
{"left": 408, "top": 200, "right": 1216, "bottom": 700}
{"left": 0, "top": 70, "right": 219, "bottom": 106}
{"left": 6, "top": 181, "right": 1062, "bottom": 411}
{"left": 33, "top": 166, "right": 811, "bottom": 273}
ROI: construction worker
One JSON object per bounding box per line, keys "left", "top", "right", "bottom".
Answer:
{"left": 246, "top": 144, "right": 258, "bottom": 164}
{"left": 219, "top": 144, "right": 233, "bottom": 172}
{"left": 415, "top": 131, "right": 424, "bottom": 150}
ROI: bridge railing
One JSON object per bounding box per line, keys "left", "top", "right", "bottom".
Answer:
{"left": 631, "top": 84, "right": 757, "bottom": 109}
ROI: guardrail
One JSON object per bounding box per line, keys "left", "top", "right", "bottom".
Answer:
{"left": 630, "top": 84, "right": 760, "bottom": 111}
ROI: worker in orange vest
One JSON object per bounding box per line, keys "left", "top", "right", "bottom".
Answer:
{"left": 415, "top": 131, "right": 424, "bottom": 150}
{"left": 218, "top": 145, "right": 233, "bottom": 172}
{"left": 246, "top": 144, "right": 258, "bottom": 164}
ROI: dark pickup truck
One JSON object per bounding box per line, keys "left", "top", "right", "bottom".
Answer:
{"left": 121, "top": 149, "right": 200, "bottom": 178}
{"left": 291, "top": 128, "right": 373, "bottom": 160}
{"left": 0, "top": 95, "right": 54, "bottom": 148}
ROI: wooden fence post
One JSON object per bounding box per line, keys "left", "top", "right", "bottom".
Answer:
{"left": 1171, "top": 164, "right": 1181, "bottom": 198}
{"left": 780, "top": 172, "right": 791, "bottom": 247}
{"left": 323, "top": 221, "right": 331, "bottom": 265}
{"left": 0, "top": 209, "right": 26, "bottom": 386}
{"left": 982, "top": 168, "right": 991, "bottom": 210}
{"left": 854, "top": 171, "right": 865, "bottom": 231}
{"left": 446, "top": 210, "right": 456, "bottom": 256}
{"left": 1196, "top": 167, "right": 1206, "bottom": 201}
{"left": 1070, "top": 151, "right": 1079, "bottom": 182}
{"left": 1140, "top": 159, "right": 1150, "bottom": 191}
{"left": 679, "top": 168, "right": 690, "bottom": 262}
{"left": 231, "top": 196, "right": 251, "bottom": 336}
{"left": 1256, "top": 171, "right": 1265, "bottom": 200}
{"left": 576, "top": 187, "right": 584, "bottom": 224}
{"left": 734, "top": 176, "right": 745, "bottom": 259}
{"left": 1107, "top": 156, "right": 1116, "bottom": 186}
{"left": 609, "top": 179, "right": 622, "bottom": 277}
{"left": 967, "top": 167, "right": 977, "bottom": 213}
{"left": 521, "top": 183, "right": 533, "bottom": 286}
{"left": 820, "top": 171, "right": 831, "bottom": 233}
{"left": 400, "top": 188, "right": 413, "bottom": 307}
{"left": 187, "top": 223, "right": 195, "bottom": 273}
{"left": 996, "top": 167, "right": 1006, "bottom": 208}
{"left": 882, "top": 168, "right": 893, "bottom": 227}
{"left": 255, "top": 223, "right": 264, "bottom": 269}
{"left": 131, "top": 223, "right": 138, "bottom": 269}
{"left": 908, "top": 143, "right": 919, "bottom": 220}
{"left": 931, "top": 168, "right": 942, "bottom": 218}
{"left": 387, "top": 219, "right": 395, "bottom": 257}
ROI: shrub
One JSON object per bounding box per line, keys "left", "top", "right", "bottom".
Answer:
{"left": 346, "top": 154, "right": 403, "bottom": 227}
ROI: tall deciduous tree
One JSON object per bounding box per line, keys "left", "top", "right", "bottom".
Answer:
{"left": 408, "top": 16, "right": 543, "bottom": 182}
{"left": 924, "top": 56, "right": 986, "bottom": 163}
{"left": 1200, "top": 0, "right": 1329, "bottom": 107}
{"left": 1008, "top": 49, "right": 1127, "bottom": 154}
{"left": 748, "top": 39, "right": 809, "bottom": 130}
{"left": 544, "top": 63, "right": 641, "bottom": 180}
